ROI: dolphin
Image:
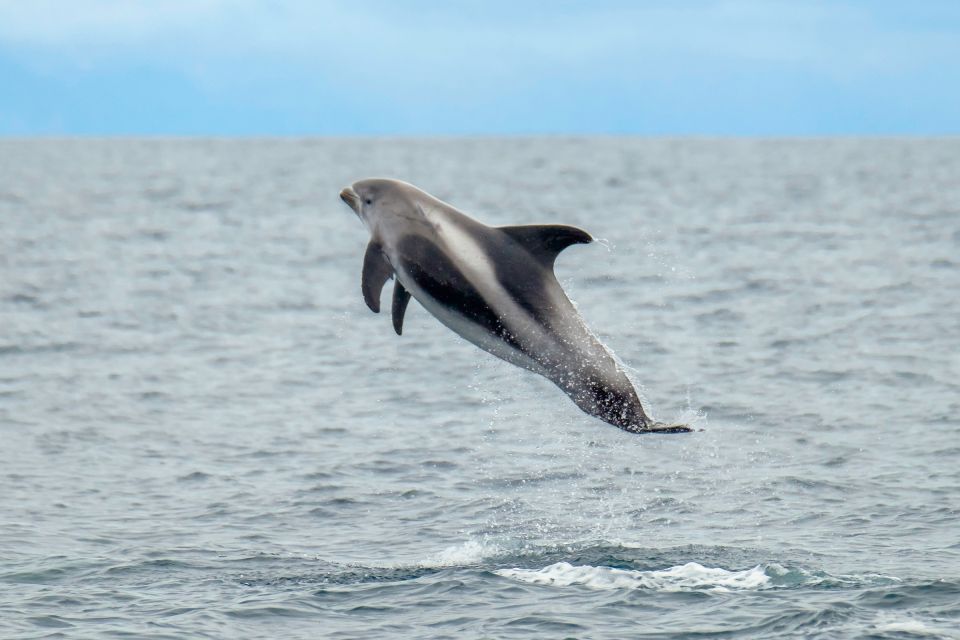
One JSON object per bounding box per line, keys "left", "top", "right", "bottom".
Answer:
{"left": 339, "top": 178, "right": 691, "bottom": 434}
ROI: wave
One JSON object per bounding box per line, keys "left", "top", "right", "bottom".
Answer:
{"left": 251, "top": 540, "right": 903, "bottom": 596}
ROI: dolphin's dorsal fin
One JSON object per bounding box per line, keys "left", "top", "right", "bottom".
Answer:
{"left": 392, "top": 281, "right": 411, "bottom": 335}
{"left": 498, "top": 224, "right": 593, "bottom": 269}
{"left": 362, "top": 241, "right": 393, "bottom": 313}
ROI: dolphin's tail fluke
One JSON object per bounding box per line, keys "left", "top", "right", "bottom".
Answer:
{"left": 641, "top": 422, "right": 694, "bottom": 434}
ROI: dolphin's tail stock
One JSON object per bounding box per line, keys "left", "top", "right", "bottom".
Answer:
{"left": 564, "top": 376, "right": 693, "bottom": 434}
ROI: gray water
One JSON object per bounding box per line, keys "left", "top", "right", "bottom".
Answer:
{"left": 1, "top": 138, "right": 958, "bottom": 639}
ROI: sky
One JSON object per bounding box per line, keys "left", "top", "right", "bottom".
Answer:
{"left": 1, "top": 0, "right": 959, "bottom": 136}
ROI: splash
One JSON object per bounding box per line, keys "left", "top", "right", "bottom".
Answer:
{"left": 420, "top": 538, "right": 504, "bottom": 568}
{"left": 593, "top": 237, "right": 615, "bottom": 253}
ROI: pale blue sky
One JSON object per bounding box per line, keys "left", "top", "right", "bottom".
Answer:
{"left": 1, "top": 0, "right": 959, "bottom": 135}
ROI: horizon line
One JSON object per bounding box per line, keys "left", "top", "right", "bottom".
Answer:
{"left": 2, "top": 133, "right": 959, "bottom": 141}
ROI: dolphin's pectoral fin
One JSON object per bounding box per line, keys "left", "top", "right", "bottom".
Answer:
{"left": 498, "top": 224, "right": 593, "bottom": 269}
{"left": 392, "top": 281, "right": 411, "bottom": 336}
{"left": 362, "top": 241, "right": 393, "bottom": 313}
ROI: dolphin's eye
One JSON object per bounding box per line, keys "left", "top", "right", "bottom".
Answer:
{"left": 364, "top": 198, "right": 373, "bottom": 205}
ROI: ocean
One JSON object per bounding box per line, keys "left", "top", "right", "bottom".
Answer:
{"left": 1, "top": 138, "right": 958, "bottom": 638}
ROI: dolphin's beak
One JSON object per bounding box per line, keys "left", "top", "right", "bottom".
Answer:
{"left": 339, "top": 186, "right": 360, "bottom": 213}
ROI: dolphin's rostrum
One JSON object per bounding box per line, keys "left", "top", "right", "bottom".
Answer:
{"left": 340, "top": 178, "right": 691, "bottom": 434}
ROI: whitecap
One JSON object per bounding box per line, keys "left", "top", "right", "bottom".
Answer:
{"left": 496, "top": 561, "right": 771, "bottom": 592}
{"left": 873, "top": 615, "right": 958, "bottom": 639}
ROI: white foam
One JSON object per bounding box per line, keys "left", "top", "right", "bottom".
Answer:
{"left": 873, "top": 615, "right": 958, "bottom": 638}
{"left": 876, "top": 621, "right": 934, "bottom": 635}
{"left": 496, "top": 561, "right": 770, "bottom": 592}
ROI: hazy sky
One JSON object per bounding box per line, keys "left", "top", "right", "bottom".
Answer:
{"left": 1, "top": 0, "right": 958, "bottom": 135}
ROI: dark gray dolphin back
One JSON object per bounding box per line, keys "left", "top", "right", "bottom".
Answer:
{"left": 484, "top": 224, "right": 592, "bottom": 335}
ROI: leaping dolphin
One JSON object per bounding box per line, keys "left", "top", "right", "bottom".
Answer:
{"left": 339, "top": 178, "right": 691, "bottom": 434}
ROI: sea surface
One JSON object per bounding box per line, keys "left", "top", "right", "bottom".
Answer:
{"left": 1, "top": 138, "right": 958, "bottom": 639}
